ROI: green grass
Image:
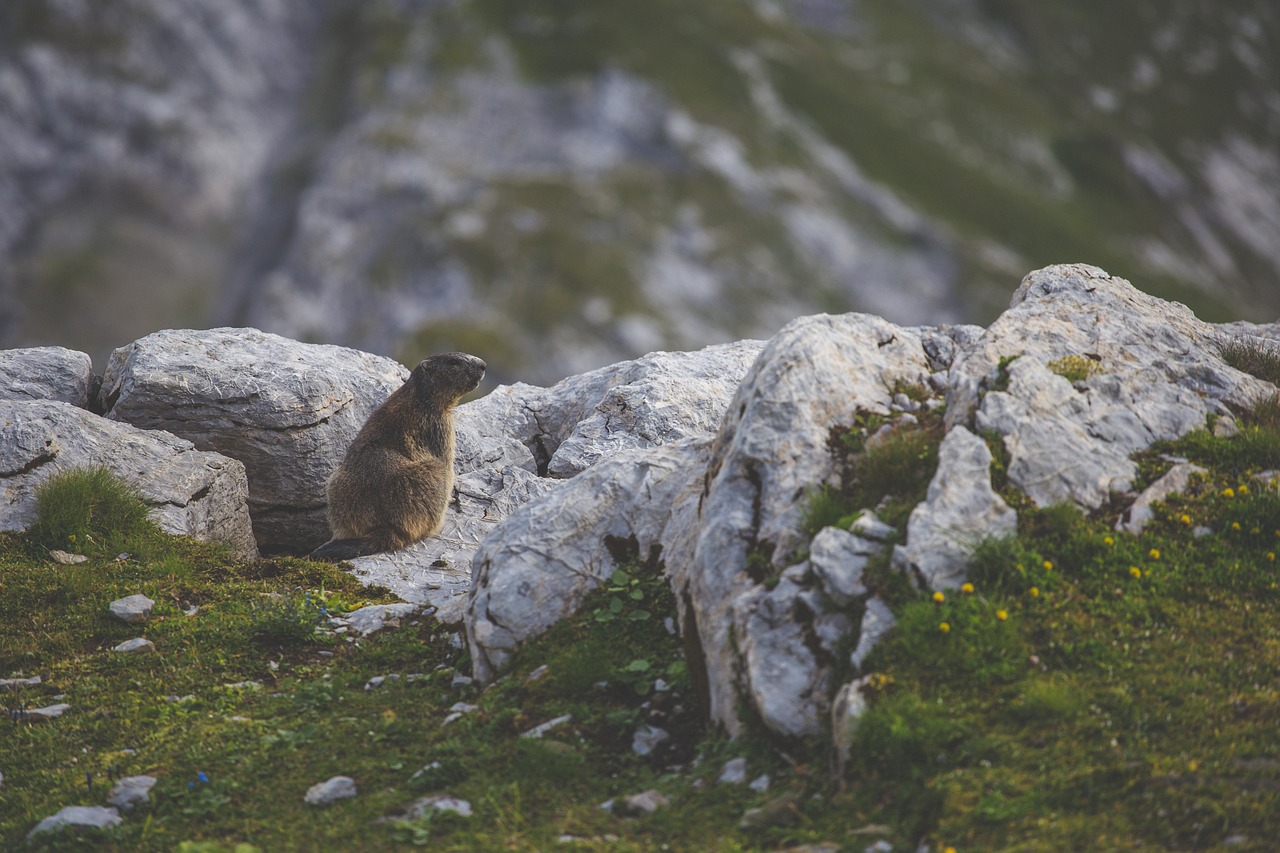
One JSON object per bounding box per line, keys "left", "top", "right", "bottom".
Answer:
{"left": 28, "top": 466, "right": 159, "bottom": 558}
{"left": 1220, "top": 337, "right": 1280, "bottom": 386}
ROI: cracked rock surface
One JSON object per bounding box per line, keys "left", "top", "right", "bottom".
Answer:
{"left": 0, "top": 347, "right": 95, "bottom": 408}
{"left": 0, "top": 399, "right": 256, "bottom": 558}
{"left": 98, "top": 327, "right": 408, "bottom": 553}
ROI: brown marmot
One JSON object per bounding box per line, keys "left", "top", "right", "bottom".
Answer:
{"left": 310, "top": 352, "right": 486, "bottom": 561}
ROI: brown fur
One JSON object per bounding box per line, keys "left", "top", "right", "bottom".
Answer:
{"left": 310, "top": 352, "right": 485, "bottom": 561}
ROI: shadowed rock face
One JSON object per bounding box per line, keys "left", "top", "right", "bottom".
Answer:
{"left": 3, "top": 2, "right": 1276, "bottom": 385}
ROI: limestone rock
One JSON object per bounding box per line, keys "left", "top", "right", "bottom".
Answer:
{"left": 304, "top": 775, "right": 357, "bottom": 806}
{"left": 663, "top": 314, "right": 966, "bottom": 735}
{"left": 107, "top": 775, "right": 157, "bottom": 811}
{"left": 344, "top": 466, "right": 561, "bottom": 625}
{"left": 893, "top": 426, "right": 1018, "bottom": 590}
{"left": 109, "top": 594, "right": 155, "bottom": 625}
{"left": 336, "top": 604, "right": 421, "bottom": 637}
{"left": 28, "top": 805, "right": 122, "bottom": 839}
{"left": 112, "top": 638, "right": 155, "bottom": 654}
{"left": 467, "top": 440, "right": 708, "bottom": 681}
{"left": 24, "top": 703, "right": 71, "bottom": 722}
{"left": 0, "top": 347, "right": 94, "bottom": 408}
{"left": 1116, "top": 462, "right": 1207, "bottom": 535}
{"left": 98, "top": 327, "right": 408, "bottom": 553}
{"left": 453, "top": 340, "right": 764, "bottom": 478}
{"left": 610, "top": 789, "right": 670, "bottom": 817}
{"left": 951, "top": 264, "right": 1271, "bottom": 510}
{"left": 849, "top": 598, "right": 896, "bottom": 671}
{"left": 808, "top": 526, "right": 875, "bottom": 606}
{"left": 0, "top": 400, "right": 256, "bottom": 558}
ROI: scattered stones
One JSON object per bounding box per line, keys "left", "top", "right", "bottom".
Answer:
{"left": 28, "top": 805, "right": 122, "bottom": 840}
{"left": 718, "top": 757, "right": 748, "bottom": 785}
{"left": 631, "top": 724, "right": 670, "bottom": 757}
{"left": 112, "top": 638, "right": 155, "bottom": 654}
{"left": 1, "top": 675, "right": 41, "bottom": 689}
{"left": 748, "top": 773, "right": 771, "bottom": 793}
{"left": 607, "top": 789, "right": 670, "bottom": 817}
{"left": 850, "top": 511, "right": 897, "bottom": 542}
{"left": 338, "top": 603, "right": 420, "bottom": 637}
{"left": 21, "top": 703, "right": 71, "bottom": 722}
{"left": 50, "top": 550, "right": 89, "bottom": 565}
{"left": 364, "top": 674, "right": 401, "bottom": 691}
{"left": 522, "top": 714, "right": 573, "bottom": 739}
{"left": 442, "top": 703, "right": 478, "bottom": 726}
{"left": 109, "top": 594, "right": 156, "bottom": 624}
{"left": 107, "top": 775, "right": 157, "bottom": 810}
{"left": 304, "top": 775, "right": 357, "bottom": 806}
{"left": 389, "top": 794, "right": 473, "bottom": 820}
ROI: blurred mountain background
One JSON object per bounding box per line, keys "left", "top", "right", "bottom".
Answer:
{"left": 1, "top": 0, "right": 1277, "bottom": 385}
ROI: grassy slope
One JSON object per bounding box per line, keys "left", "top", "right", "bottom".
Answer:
{"left": 4, "top": 383, "right": 1280, "bottom": 850}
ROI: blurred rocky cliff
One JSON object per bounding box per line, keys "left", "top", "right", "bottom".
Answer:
{"left": 2, "top": 0, "right": 1278, "bottom": 384}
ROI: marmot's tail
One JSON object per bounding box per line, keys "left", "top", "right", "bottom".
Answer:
{"left": 309, "top": 538, "right": 370, "bottom": 562}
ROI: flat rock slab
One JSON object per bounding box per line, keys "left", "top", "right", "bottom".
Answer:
{"left": 0, "top": 400, "right": 257, "bottom": 558}
{"left": 99, "top": 327, "right": 409, "bottom": 553}
{"left": 0, "top": 347, "right": 94, "bottom": 408}
{"left": 112, "top": 638, "right": 156, "bottom": 654}
{"left": 107, "top": 775, "right": 157, "bottom": 810}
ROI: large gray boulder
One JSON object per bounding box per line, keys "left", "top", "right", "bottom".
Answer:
{"left": 951, "top": 264, "right": 1271, "bottom": 510}
{"left": 98, "top": 328, "right": 408, "bottom": 553}
{"left": 0, "top": 400, "right": 256, "bottom": 558}
{"left": 0, "top": 347, "right": 94, "bottom": 408}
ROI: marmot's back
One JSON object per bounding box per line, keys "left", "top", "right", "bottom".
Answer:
{"left": 311, "top": 352, "right": 486, "bottom": 561}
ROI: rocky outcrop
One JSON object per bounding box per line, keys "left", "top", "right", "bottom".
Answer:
{"left": 462, "top": 264, "right": 1279, "bottom": 741}
{"left": 98, "top": 328, "right": 408, "bottom": 553}
{"left": 0, "top": 399, "right": 256, "bottom": 558}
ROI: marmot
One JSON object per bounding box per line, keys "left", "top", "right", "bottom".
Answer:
{"left": 310, "top": 352, "right": 486, "bottom": 561}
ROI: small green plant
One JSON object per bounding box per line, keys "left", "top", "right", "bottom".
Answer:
{"left": 1047, "top": 354, "right": 1103, "bottom": 383}
{"left": 1219, "top": 336, "right": 1280, "bottom": 384}
{"left": 251, "top": 590, "right": 329, "bottom": 646}
{"left": 591, "top": 568, "right": 653, "bottom": 624}
{"left": 28, "top": 465, "right": 158, "bottom": 556}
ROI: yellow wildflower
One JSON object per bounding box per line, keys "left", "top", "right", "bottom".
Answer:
{"left": 1267, "top": 552, "right": 1275, "bottom": 562}
{"left": 1029, "top": 586, "right": 1040, "bottom": 597}
{"left": 932, "top": 591, "right": 945, "bottom": 604}
{"left": 1148, "top": 548, "right": 1161, "bottom": 560}
{"left": 1043, "top": 560, "right": 1054, "bottom": 571}
{"left": 1179, "top": 513, "right": 1192, "bottom": 525}
{"left": 1222, "top": 488, "right": 1235, "bottom": 498}
{"left": 1103, "top": 536, "right": 1114, "bottom": 546}
{"left": 939, "top": 622, "right": 951, "bottom": 633}
{"left": 996, "top": 609, "right": 1008, "bottom": 621}
{"left": 1232, "top": 522, "right": 1241, "bottom": 531}
{"left": 1238, "top": 484, "right": 1249, "bottom": 495}
{"left": 961, "top": 582, "right": 975, "bottom": 595}
{"left": 1129, "top": 566, "right": 1141, "bottom": 579}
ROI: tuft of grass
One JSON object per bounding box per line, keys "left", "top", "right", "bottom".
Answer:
{"left": 28, "top": 465, "right": 162, "bottom": 558}
{"left": 1047, "top": 354, "right": 1103, "bottom": 383}
{"left": 1220, "top": 336, "right": 1280, "bottom": 385}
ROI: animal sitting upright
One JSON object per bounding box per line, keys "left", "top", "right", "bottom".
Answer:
{"left": 310, "top": 352, "right": 486, "bottom": 561}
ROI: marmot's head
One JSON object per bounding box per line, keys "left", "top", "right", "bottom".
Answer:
{"left": 411, "top": 352, "right": 486, "bottom": 408}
